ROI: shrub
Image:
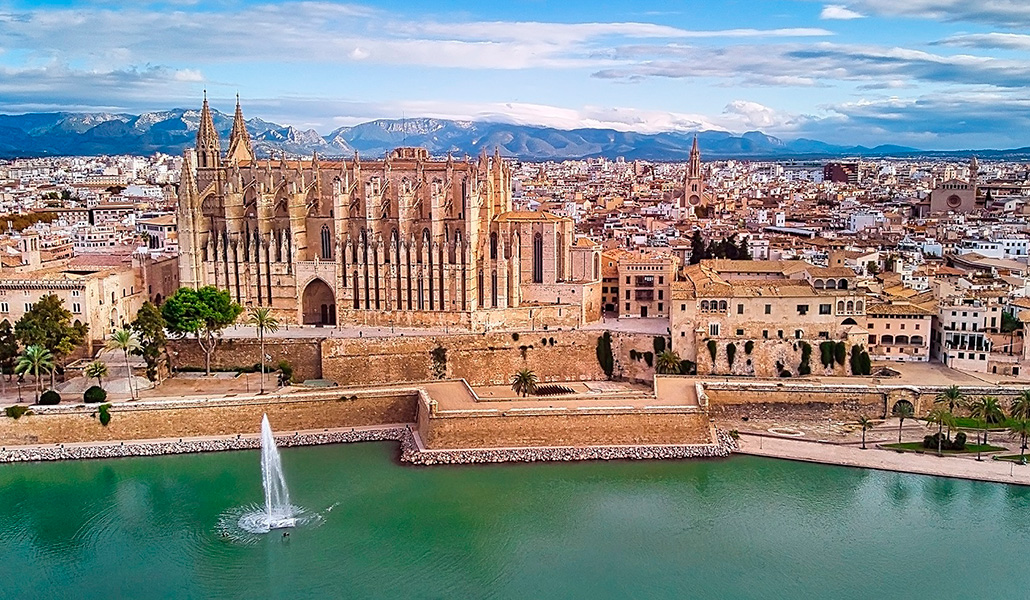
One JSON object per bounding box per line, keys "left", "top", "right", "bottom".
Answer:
{"left": 799, "top": 341, "right": 812, "bottom": 376}
{"left": 679, "top": 359, "right": 697, "bottom": 375}
{"left": 548, "top": 337, "right": 555, "bottom": 346}
{"left": 653, "top": 336, "right": 666, "bottom": 354}
{"left": 595, "top": 333, "right": 614, "bottom": 379}
{"left": 849, "top": 345, "right": 861, "bottom": 375}
{"left": 429, "top": 346, "right": 447, "bottom": 379}
{"left": 859, "top": 351, "right": 871, "bottom": 375}
{"left": 744, "top": 340, "right": 754, "bottom": 354}
{"left": 820, "top": 342, "right": 835, "bottom": 369}
{"left": 923, "top": 431, "right": 968, "bottom": 451}
{"left": 835, "top": 341, "right": 847, "bottom": 366}
{"left": 38, "top": 390, "right": 61, "bottom": 405}
{"left": 277, "top": 360, "right": 294, "bottom": 383}
{"left": 4, "top": 405, "right": 29, "bottom": 419}
{"left": 707, "top": 339, "right": 718, "bottom": 362}
{"left": 726, "top": 343, "right": 737, "bottom": 368}
{"left": 98, "top": 403, "right": 112, "bottom": 427}
{"left": 511, "top": 332, "right": 519, "bottom": 342}
{"left": 779, "top": 370, "right": 792, "bottom": 378}
{"left": 84, "top": 385, "right": 107, "bottom": 404}
{"left": 629, "top": 349, "right": 639, "bottom": 361}
{"left": 643, "top": 351, "right": 654, "bottom": 368}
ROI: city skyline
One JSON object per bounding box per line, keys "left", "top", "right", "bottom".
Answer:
{"left": 2, "top": 1, "right": 1030, "bottom": 149}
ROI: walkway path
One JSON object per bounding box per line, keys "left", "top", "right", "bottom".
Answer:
{"left": 737, "top": 432, "right": 1030, "bottom": 486}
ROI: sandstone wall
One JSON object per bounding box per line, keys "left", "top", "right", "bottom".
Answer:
{"left": 705, "top": 383, "right": 885, "bottom": 420}
{"left": 696, "top": 338, "right": 852, "bottom": 378}
{"left": 421, "top": 410, "right": 713, "bottom": 449}
{"left": 321, "top": 330, "right": 657, "bottom": 386}
{"left": 168, "top": 338, "right": 322, "bottom": 380}
{"left": 0, "top": 392, "right": 417, "bottom": 446}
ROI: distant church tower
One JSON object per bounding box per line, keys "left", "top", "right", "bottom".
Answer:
{"left": 682, "top": 136, "right": 706, "bottom": 209}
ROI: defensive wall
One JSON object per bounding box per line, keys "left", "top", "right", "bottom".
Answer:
{"left": 169, "top": 329, "right": 668, "bottom": 387}
{"left": 0, "top": 390, "right": 416, "bottom": 447}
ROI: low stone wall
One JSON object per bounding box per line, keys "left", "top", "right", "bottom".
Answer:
{"left": 0, "top": 391, "right": 417, "bottom": 446}
{"left": 167, "top": 338, "right": 322, "bottom": 381}
{"left": 420, "top": 408, "right": 714, "bottom": 449}
{"left": 705, "top": 382, "right": 886, "bottom": 420}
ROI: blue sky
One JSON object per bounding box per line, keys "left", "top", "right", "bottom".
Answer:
{"left": 2, "top": 0, "right": 1030, "bottom": 148}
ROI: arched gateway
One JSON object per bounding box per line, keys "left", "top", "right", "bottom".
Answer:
{"left": 302, "top": 278, "right": 336, "bottom": 325}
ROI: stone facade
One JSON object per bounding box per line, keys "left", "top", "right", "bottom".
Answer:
{"left": 177, "top": 97, "right": 600, "bottom": 329}
{"left": 672, "top": 260, "right": 868, "bottom": 376}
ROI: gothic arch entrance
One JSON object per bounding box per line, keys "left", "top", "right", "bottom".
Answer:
{"left": 302, "top": 278, "right": 336, "bottom": 326}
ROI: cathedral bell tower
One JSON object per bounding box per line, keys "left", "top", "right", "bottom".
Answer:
{"left": 683, "top": 135, "right": 705, "bottom": 209}
{"left": 195, "top": 91, "right": 221, "bottom": 193}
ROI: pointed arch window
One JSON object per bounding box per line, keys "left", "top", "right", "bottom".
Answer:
{"left": 533, "top": 233, "right": 543, "bottom": 284}
{"left": 320, "top": 225, "right": 332, "bottom": 260}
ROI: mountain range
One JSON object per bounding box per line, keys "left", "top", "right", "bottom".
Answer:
{"left": 0, "top": 108, "right": 1019, "bottom": 161}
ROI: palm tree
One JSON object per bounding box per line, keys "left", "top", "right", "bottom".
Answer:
{"left": 106, "top": 328, "right": 141, "bottom": 400}
{"left": 510, "top": 368, "right": 538, "bottom": 398}
{"left": 969, "top": 396, "right": 1005, "bottom": 459}
{"left": 83, "top": 360, "right": 108, "bottom": 388}
{"left": 857, "top": 416, "right": 874, "bottom": 450}
{"left": 15, "top": 345, "right": 54, "bottom": 403}
{"left": 892, "top": 401, "right": 915, "bottom": 443}
{"left": 655, "top": 350, "right": 683, "bottom": 374}
{"left": 924, "top": 406, "right": 955, "bottom": 456}
{"left": 935, "top": 385, "right": 965, "bottom": 439}
{"left": 1011, "top": 390, "right": 1030, "bottom": 422}
{"left": 245, "top": 307, "right": 279, "bottom": 394}
{"left": 1008, "top": 419, "right": 1030, "bottom": 462}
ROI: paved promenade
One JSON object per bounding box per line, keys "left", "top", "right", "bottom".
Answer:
{"left": 737, "top": 433, "right": 1030, "bottom": 486}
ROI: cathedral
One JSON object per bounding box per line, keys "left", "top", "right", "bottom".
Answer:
{"left": 177, "top": 96, "right": 602, "bottom": 329}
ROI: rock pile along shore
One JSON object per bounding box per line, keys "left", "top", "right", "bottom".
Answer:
{"left": 0, "top": 429, "right": 737, "bottom": 465}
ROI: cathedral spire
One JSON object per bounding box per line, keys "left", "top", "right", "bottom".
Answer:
{"left": 227, "top": 93, "right": 254, "bottom": 163}
{"left": 196, "top": 91, "right": 221, "bottom": 169}
{"left": 688, "top": 135, "right": 701, "bottom": 179}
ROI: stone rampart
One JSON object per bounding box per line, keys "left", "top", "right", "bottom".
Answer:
{"left": 320, "top": 329, "right": 657, "bottom": 386}
{"left": 420, "top": 406, "right": 714, "bottom": 449}
{"left": 0, "top": 390, "right": 416, "bottom": 446}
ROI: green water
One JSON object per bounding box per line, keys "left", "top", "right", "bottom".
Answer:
{"left": 1, "top": 443, "right": 1029, "bottom": 600}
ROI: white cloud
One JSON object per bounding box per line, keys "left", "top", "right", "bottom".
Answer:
{"left": 820, "top": 5, "right": 865, "bottom": 20}
{"left": 935, "top": 32, "right": 1030, "bottom": 51}
{"left": 844, "top": 0, "right": 1030, "bottom": 28}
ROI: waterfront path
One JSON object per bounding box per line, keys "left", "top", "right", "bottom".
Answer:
{"left": 738, "top": 433, "right": 1030, "bottom": 486}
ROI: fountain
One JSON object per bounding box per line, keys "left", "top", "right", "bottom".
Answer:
{"left": 235, "top": 414, "right": 296, "bottom": 532}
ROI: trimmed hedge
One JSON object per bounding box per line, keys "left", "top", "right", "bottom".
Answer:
{"left": 38, "top": 390, "right": 61, "bottom": 405}
{"left": 84, "top": 385, "right": 107, "bottom": 404}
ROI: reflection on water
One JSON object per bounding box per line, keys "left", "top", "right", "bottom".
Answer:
{"left": 1, "top": 443, "right": 1029, "bottom": 600}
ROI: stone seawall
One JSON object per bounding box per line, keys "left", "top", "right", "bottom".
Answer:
{"left": 0, "top": 391, "right": 417, "bottom": 446}
{"left": 421, "top": 409, "right": 714, "bottom": 449}
{"left": 0, "top": 427, "right": 736, "bottom": 466}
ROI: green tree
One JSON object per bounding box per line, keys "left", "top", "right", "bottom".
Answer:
{"left": 969, "top": 396, "right": 1005, "bottom": 458}
{"left": 924, "top": 406, "right": 956, "bottom": 456}
{"left": 0, "top": 319, "right": 18, "bottom": 396}
{"left": 245, "top": 307, "right": 280, "bottom": 394}
{"left": 83, "top": 360, "right": 108, "bottom": 388}
{"left": 1009, "top": 419, "right": 1030, "bottom": 461}
{"left": 935, "top": 385, "right": 966, "bottom": 439}
{"left": 15, "top": 345, "right": 54, "bottom": 403}
{"left": 131, "top": 301, "right": 168, "bottom": 382}
{"left": 1010, "top": 390, "right": 1030, "bottom": 422}
{"left": 892, "top": 401, "right": 914, "bottom": 443}
{"left": 161, "top": 287, "right": 243, "bottom": 376}
{"left": 689, "top": 230, "right": 706, "bottom": 265}
{"left": 655, "top": 350, "right": 683, "bottom": 374}
{"left": 106, "top": 328, "right": 141, "bottom": 399}
{"left": 14, "top": 294, "right": 88, "bottom": 389}
{"left": 857, "top": 416, "right": 874, "bottom": 450}
{"left": 510, "top": 368, "right": 538, "bottom": 398}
